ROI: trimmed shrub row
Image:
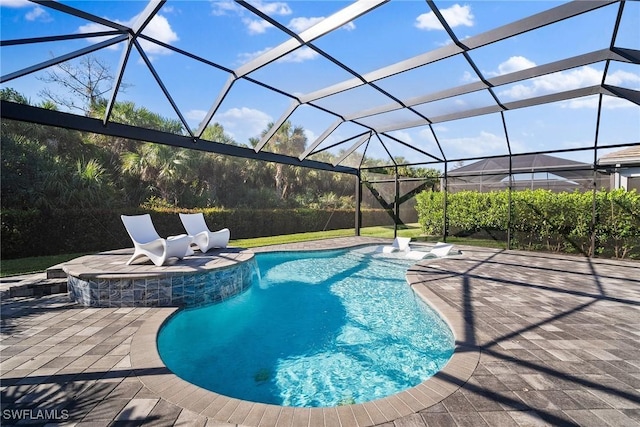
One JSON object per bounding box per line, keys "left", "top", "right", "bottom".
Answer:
{"left": 0, "top": 208, "right": 394, "bottom": 259}
{"left": 416, "top": 189, "right": 640, "bottom": 259}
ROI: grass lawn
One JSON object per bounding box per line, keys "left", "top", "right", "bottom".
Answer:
{"left": 1, "top": 253, "right": 89, "bottom": 278}
{"left": 1, "top": 224, "right": 506, "bottom": 277}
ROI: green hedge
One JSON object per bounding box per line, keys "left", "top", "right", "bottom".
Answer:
{"left": 416, "top": 189, "right": 640, "bottom": 259}
{"left": 0, "top": 207, "right": 392, "bottom": 259}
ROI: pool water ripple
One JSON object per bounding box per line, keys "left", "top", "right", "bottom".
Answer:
{"left": 157, "top": 246, "right": 454, "bottom": 407}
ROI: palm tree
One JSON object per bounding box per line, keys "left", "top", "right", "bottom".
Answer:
{"left": 253, "top": 121, "right": 307, "bottom": 200}
{"left": 69, "top": 158, "right": 115, "bottom": 208}
{"left": 121, "top": 143, "right": 192, "bottom": 206}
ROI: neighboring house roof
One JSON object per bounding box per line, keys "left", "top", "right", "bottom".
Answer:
{"left": 598, "top": 146, "right": 640, "bottom": 166}
{"left": 448, "top": 154, "right": 592, "bottom": 183}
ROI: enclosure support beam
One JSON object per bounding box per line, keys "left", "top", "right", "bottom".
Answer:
{"left": 591, "top": 94, "right": 605, "bottom": 257}
{"left": 355, "top": 172, "right": 362, "bottom": 237}
{"left": 443, "top": 162, "right": 449, "bottom": 243}
{"left": 501, "top": 110, "right": 513, "bottom": 251}
{"left": 1, "top": 101, "right": 358, "bottom": 175}
{"left": 508, "top": 157, "right": 513, "bottom": 251}
{"left": 363, "top": 182, "right": 402, "bottom": 227}
{"left": 394, "top": 166, "right": 400, "bottom": 238}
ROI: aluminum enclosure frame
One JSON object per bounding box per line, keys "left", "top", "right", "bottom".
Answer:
{"left": 1, "top": 0, "right": 639, "bottom": 246}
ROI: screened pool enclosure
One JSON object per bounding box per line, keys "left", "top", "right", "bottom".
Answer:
{"left": 1, "top": 0, "right": 639, "bottom": 257}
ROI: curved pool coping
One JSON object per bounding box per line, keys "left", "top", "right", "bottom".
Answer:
{"left": 130, "top": 241, "right": 479, "bottom": 426}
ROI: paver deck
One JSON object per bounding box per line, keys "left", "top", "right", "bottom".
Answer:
{"left": 1, "top": 237, "right": 639, "bottom": 426}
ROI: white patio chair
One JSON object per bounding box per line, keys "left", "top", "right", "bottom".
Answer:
{"left": 379, "top": 237, "right": 412, "bottom": 253}
{"left": 121, "top": 214, "right": 193, "bottom": 266}
{"left": 406, "top": 242, "right": 454, "bottom": 260}
{"left": 179, "top": 213, "right": 230, "bottom": 253}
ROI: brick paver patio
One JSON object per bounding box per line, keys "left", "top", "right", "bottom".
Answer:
{"left": 1, "top": 238, "right": 639, "bottom": 426}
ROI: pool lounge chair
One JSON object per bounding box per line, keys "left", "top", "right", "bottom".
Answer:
{"left": 179, "top": 213, "right": 230, "bottom": 253}
{"left": 405, "top": 242, "right": 454, "bottom": 260}
{"left": 379, "top": 237, "right": 412, "bottom": 253}
{"left": 121, "top": 214, "right": 193, "bottom": 266}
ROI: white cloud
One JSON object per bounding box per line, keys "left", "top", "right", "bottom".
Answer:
{"left": 237, "top": 45, "right": 318, "bottom": 65}
{"left": 441, "top": 131, "right": 507, "bottom": 157}
{"left": 605, "top": 69, "right": 640, "bottom": 88}
{"left": 536, "top": 67, "right": 601, "bottom": 91}
{"left": 562, "top": 95, "right": 636, "bottom": 110}
{"left": 211, "top": 0, "right": 241, "bottom": 16}
{"left": 77, "top": 14, "right": 178, "bottom": 56}
{"left": 217, "top": 107, "right": 272, "bottom": 144}
{"left": 461, "top": 70, "right": 479, "bottom": 83}
{"left": 243, "top": 18, "right": 274, "bottom": 34}
{"left": 288, "top": 16, "right": 356, "bottom": 33}
{"left": 0, "top": 0, "right": 31, "bottom": 7}
{"left": 491, "top": 57, "right": 640, "bottom": 110}
{"left": 278, "top": 46, "right": 318, "bottom": 63}
{"left": 77, "top": 22, "right": 108, "bottom": 34}
{"left": 417, "top": 127, "right": 437, "bottom": 140}
{"left": 415, "top": 4, "right": 474, "bottom": 31}
{"left": 77, "top": 22, "right": 121, "bottom": 49}
{"left": 496, "top": 56, "right": 536, "bottom": 75}
{"left": 304, "top": 128, "right": 317, "bottom": 143}
{"left": 140, "top": 14, "right": 178, "bottom": 54}
{"left": 341, "top": 21, "right": 356, "bottom": 31}
{"left": 389, "top": 130, "right": 413, "bottom": 144}
{"left": 25, "top": 5, "right": 50, "bottom": 22}
{"left": 236, "top": 46, "right": 272, "bottom": 65}
{"left": 499, "top": 65, "right": 602, "bottom": 99}
{"left": 249, "top": 0, "right": 292, "bottom": 16}
{"left": 499, "top": 83, "right": 533, "bottom": 99}
{"left": 288, "top": 16, "right": 324, "bottom": 32}
{"left": 601, "top": 96, "right": 638, "bottom": 109}
{"left": 214, "top": 0, "right": 291, "bottom": 33}
{"left": 185, "top": 109, "right": 207, "bottom": 123}
{"left": 0, "top": 0, "right": 52, "bottom": 21}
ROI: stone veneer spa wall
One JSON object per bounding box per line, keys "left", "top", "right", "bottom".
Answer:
{"left": 67, "top": 256, "right": 257, "bottom": 308}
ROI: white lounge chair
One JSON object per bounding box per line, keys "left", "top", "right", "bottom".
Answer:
{"left": 179, "top": 213, "right": 230, "bottom": 253}
{"left": 405, "top": 242, "right": 454, "bottom": 260}
{"left": 121, "top": 214, "right": 193, "bottom": 266}
{"left": 380, "top": 237, "right": 412, "bottom": 253}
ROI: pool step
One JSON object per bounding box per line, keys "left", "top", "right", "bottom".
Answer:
{"left": 5, "top": 277, "right": 68, "bottom": 298}
{"left": 1, "top": 262, "right": 68, "bottom": 299}
{"left": 46, "top": 263, "right": 67, "bottom": 279}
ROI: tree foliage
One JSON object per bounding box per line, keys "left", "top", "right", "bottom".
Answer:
{"left": 2, "top": 84, "right": 439, "bottom": 213}
{"left": 416, "top": 189, "right": 640, "bottom": 259}
{"left": 2, "top": 53, "right": 439, "bottom": 213}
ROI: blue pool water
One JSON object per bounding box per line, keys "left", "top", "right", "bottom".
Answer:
{"left": 157, "top": 246, "right": 454, "bottom": 407}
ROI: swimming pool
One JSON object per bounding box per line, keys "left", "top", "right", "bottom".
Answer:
{"left": 157, "top": 246, "right": 454, "bottom": 407}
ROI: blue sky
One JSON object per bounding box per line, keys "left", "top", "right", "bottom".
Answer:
{"left": 1, "top": 0, "right": 639, "bottom": 168}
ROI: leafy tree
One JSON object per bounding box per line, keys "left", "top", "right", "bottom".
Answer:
{"left": 4, "top": 83, "right": 427, "bottom": 212}
{"left": 106, "top": 101, "right": 183, "bottom": 133}
{"left": 88, "top": 100, "right": 184, "bottom": 160}
{"left": 1, "top": 131, "right": 54, "bottom": 210}
{"left": 1, "top": 87, "right": 30, "bottom": 105}
{"left": 1, "top": 88, "right": 114, "bottom": 209}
